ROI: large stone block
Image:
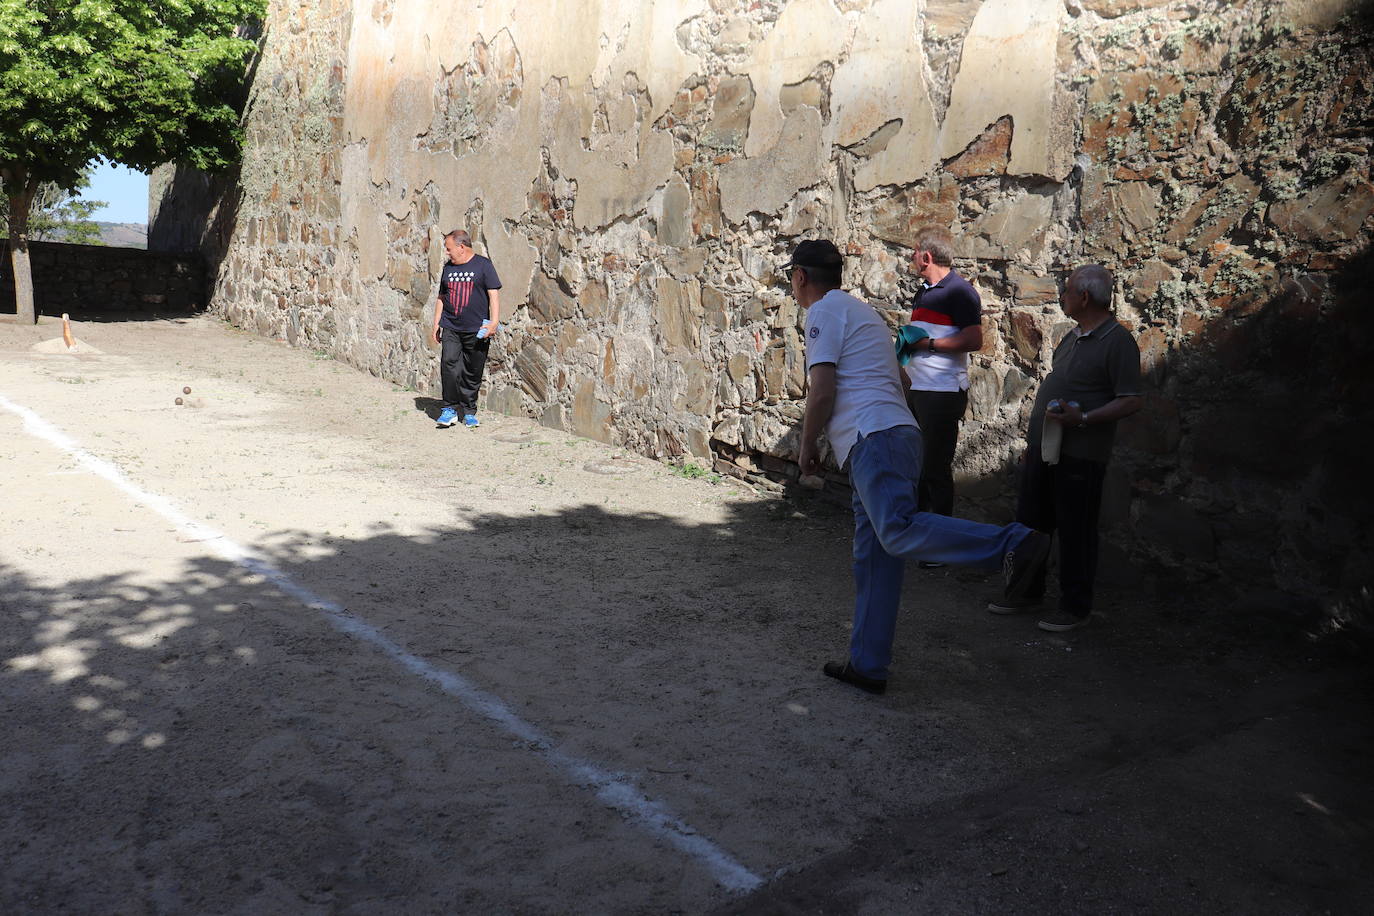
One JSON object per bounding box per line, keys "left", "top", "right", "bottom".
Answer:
{"left": 961, "top": 187, "right": 1056, "bottom": 260}
{"left": 938, "top": 0, "right": 1071, "bottom": 180}
{"left": 832, "top": 0, "right": 940, "bottom": 189}
{"left": 719, "top": 107, "right": 826, "bottom": 223}
{"left": 739, "top": 0, "right": 847, "bottom": 159}
{"left": 570, "top": 378, "right": 613, "bottom": 443}
{"left": 1008, "top": 269, "right": 1059, "bottom": 308}
{"left": 579, "top": 278, "right": 611, "bottom": 321}
{"left": 944, "top": 116, "right": 1013, "bottom": 178}
{"left": 656, "top": 175, "right": 695, "bottom": 248}
{"left": 1217, "top": 49, "right": 1311, "bottom": 154}
{"left": 1083, "top": 72, "right": 1201, "bottom": 161}
{"left": 701, "top": 75, "right": 754, "bottom": 150}
{"left": 514, "top": 337, "right": 554, "bottom": 403}
{"left": 485, "top": 384, "right": 523, "bottom": 416}
{"left": 655, "top": 276, "right": 703, "bottom": 350}
{"left": 1005, "top": 308, "right": 1045, "bottom": 361}
{"left": 689, "top": 167, "right": 724, "bottom": 240}
{"left": 1268, "top": 173, "right": 1374, "bottom": 243}
{"left": 726, "top": 352, "right": 752, "bottom": 383}
{"left": 869, "top": 175, "right": 959, "bottom": 247}
{"left": 1128, "top": 261, "right": 1180, "bottom": 308}
{"left": 528, "top": 271, "right": 577, "bottom": 323}
{"left": 1165, "top": 175, "right": 1260, "bottom": 249}
{"left": 678, "top": 357, "right": 715, "bottom": 416}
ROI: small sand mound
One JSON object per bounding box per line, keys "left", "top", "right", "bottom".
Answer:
{"left": 31, "top": 338, "right": 104, "bottom": 355}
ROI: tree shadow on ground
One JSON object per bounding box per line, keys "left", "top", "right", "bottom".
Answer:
{"left": 3, "top": 492, "right": 1369, "bottom": 912}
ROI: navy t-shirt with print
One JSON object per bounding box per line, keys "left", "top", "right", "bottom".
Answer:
{"left": 438, "top": 255, "right": 502, "bottom": 333}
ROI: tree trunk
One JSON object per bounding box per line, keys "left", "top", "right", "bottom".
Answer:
{"left": 3, "top": 165, "right": 38, "bottom": 324}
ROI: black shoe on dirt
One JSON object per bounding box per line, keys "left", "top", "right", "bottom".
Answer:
{"left": 1003, "top": 532, "right": 1051, "bottom": 606}
{"left": 1038, "top": 610, "right": 1090, "bottom": 632}
{"left": 822, "top": 660, "right": 887, "bottom": 695}
{"left": 987, "top": 597, "right": 1041, "bottom": 615}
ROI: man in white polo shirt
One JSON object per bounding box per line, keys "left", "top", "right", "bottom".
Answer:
{"left": 791, "top": 240, "right": 1050, "bottom": 695}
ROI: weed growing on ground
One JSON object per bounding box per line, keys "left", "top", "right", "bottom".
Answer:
{"left": 673, "top": 461, "right": 721, "bottom": 484}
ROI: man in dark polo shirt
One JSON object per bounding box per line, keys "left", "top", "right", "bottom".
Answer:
{"left": 991, "top": 264, "right": 1143, "bottom": 631}
{"left": 904, "top": 227, "right": 984, "bottom": 570}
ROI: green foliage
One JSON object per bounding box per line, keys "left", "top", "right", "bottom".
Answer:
{"left": 0, "top": 167, "right": 106, "bottom": 243}
{"left": 0, "top": 0, "right": 266, "bottom": 192}
{"left": 673, "top": 460, "right": 721, "bottom": 483}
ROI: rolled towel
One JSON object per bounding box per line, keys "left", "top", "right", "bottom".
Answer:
{"left": 894, "top": 324, "right": 931, "bottom": 366}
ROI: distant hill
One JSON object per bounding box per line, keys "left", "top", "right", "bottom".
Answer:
{"left": 0, "top": 222, "right": 147, "bottom": 249}
{"left": 94, "top": 222, "right": 147, "bottom": 249}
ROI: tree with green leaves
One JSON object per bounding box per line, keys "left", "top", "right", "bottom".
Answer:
{"left": 0, "top": 0, "right": 264, "bottom": 322}
{"left": 0, "top": 167, "right": 106, "bottom": 245}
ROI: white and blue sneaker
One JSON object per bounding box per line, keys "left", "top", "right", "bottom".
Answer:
{"left": 436, "top": 407, "right": 458, "bottom": 428}
{"left": 463, "top": 413, "right": 480, "bottom": 428}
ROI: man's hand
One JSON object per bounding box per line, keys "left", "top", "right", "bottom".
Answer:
{"left": 1046, "top": 400, "right": 1083, "bottom": 426}
{"left": 430, "top": 324, "right": 442, "bottom": 346}
{"left": 479, "top": 319, "right": 499, "bottom": 339}
{"left": 799, "top": 439, "right": 821, "bottom": 477}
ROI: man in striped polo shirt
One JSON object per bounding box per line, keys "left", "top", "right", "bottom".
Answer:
{"left": 904, "top": 227, "right": 984, "bottom": 566}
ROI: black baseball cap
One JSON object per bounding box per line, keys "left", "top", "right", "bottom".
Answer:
{"left": 786, "top": 239, "right": 844, "bottom": 272}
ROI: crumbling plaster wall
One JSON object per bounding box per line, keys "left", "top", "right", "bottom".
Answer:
{"left": 164, "top": 0, "right": 1374, "bottom": 600}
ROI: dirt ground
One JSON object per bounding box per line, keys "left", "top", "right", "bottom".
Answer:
{"left": 1, "top": 314, "right": 1369, "bottom": 914}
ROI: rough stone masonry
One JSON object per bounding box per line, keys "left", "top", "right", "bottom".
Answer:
{"left": 151, "top": 0, "right": 1374, "bottom": 608}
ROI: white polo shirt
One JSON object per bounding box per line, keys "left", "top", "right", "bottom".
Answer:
{"left": 804, "top": 289, "right": 917, "bottom": 467}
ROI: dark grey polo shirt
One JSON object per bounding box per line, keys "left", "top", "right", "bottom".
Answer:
{"left": 1027, "top": 317, "right": 1143, "bottom": 462}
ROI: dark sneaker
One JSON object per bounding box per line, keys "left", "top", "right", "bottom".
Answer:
{"left": 1003, "top": 532, "right": 1051, "bottom": 606}
{"left": 918, "top": 561, "right": 947, "bottom": 570}
{"left": 987, "top": 597, "right": 1041, "bottom": 615}
{"left": 822, "top": 660, "right": 887, "bottom": 695}
{"left": 1038, "top": 610, "right": 1089, "bottom": 632}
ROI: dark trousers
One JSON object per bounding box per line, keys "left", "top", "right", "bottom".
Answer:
{"left": 440, "top": 330, "right": 491, "bottom": 414}
{"left": 1015, "top": 452, "right": 1108, "bottom": 616}
{"left": 905, "top": 389, "right": 968, "bottom": 515}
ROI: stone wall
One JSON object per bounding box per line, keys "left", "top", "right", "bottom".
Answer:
{"left": 153, "top": 0, "right": 1374, "bottom": 604}
{"left": 1, "top": 240, "right": 204, "bottom": 316}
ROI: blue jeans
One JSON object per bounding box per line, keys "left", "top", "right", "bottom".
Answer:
{"left": 845, "top": 425, "right": 1033, "bottom": 679}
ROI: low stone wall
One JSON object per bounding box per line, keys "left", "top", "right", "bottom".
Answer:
{"left": 0, "top": 240, "right": 205, "bottom": 317}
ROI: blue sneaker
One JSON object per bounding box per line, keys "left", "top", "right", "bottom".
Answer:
{"left": 463, "top": 413, "right": 479, "bottom": 428}
{"left": 436, "top": 407, "right": 458, "bottom": 428}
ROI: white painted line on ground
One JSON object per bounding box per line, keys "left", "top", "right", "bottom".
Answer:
{"left": 0, "top": 392, "right": 763, "bottom": 894}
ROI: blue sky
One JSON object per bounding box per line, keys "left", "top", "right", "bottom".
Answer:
{"left": 82, "top": 160, "right": 150, "bottom": 224}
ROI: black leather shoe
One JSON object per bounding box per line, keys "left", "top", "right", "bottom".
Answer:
{"left": 822, "top": 660, "right": 887, "bottom": 695}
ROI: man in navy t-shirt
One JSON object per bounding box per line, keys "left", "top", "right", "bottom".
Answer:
{"left": 903, "top": 226, "right": 983, "bottom": 556}
{"left": 429, "top": 229, "right": 502, "bottom": 428}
